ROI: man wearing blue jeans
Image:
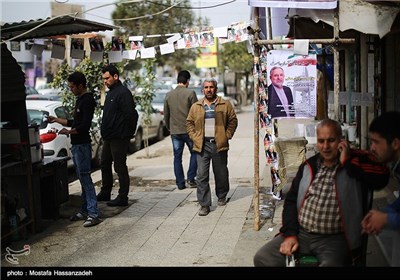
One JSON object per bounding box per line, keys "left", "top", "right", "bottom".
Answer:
{"left": 48, "top": 72, "right": 101, "bottom": 227}
{"left": 164, "top": 70, "right": 198, "bottom": 190}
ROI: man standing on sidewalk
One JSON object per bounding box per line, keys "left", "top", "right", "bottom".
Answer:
{"left": 164, "top": 70, "right": 198, "bottom": 190}
{"left": 97, "top": 64, "right": 138, "bottom": 207}
{"left": 48, "top": 72, "right": 101, "bottom": 227}
{"left": 362, "top": 111, "right": 400, "bottom": 266}
{"left": 186, "top": 78, "right": 238, "bottom": 216}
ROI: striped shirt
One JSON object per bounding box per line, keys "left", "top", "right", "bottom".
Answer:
{"left": 204, "top": 102, "right": 216, "bottom": 138}
{"left": 299, "top": 161, "right": 342, "bottom": 234}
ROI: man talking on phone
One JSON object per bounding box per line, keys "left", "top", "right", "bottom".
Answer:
{"left": 254, "top": 119, "right": 389, "bottom": 266}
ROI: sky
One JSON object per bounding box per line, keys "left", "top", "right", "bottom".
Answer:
{"left": 1, "top": 0, "right": 252, "bottom": 36}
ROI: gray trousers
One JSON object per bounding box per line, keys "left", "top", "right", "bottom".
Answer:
{"left": 391, "top": 231, "right": 400, "bottom": 266}
{"left": 196, "top": 141, "right": 229, "bottom": 207}
{"left": 253, "top": 229, "right": 352, "bottom": 267}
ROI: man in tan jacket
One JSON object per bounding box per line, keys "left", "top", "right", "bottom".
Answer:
{"left": 186, "top": 78, "right": 238, "bottom": 216}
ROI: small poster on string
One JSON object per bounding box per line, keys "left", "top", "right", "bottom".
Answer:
{"left": 90, "top": 51, "right": 103, "bottom": 62}
{"left": 140, "top": 47, "right": 156, "bottom": 59}
{"left": 108, "top": 51, "right": 123, "bottom": 63}
{"left": 51, "top": 43, "right": 65, "bottom": 60}
{"left": 160, "top": 43, "right": 175, "bottom": 55}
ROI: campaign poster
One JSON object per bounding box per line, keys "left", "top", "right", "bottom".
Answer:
{"left": 266, "top": 50, "right": 317, "bottom": 119}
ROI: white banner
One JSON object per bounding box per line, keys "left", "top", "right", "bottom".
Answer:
{"left": 248, "top": 0, "right": 337, "bottom": 9}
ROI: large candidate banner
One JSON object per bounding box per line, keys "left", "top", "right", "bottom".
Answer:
{"left": 248, "top": 0, "right": 337, "bottom": 9}
{"left": 266, "top": 50, "right": 317, "bottom": 119}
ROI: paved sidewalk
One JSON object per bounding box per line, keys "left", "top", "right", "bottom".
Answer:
{"left": 2, "top": 106, "right": 275, "bottom": 268}
{"left": 1, "top": 106, "right": 391, "bottom": 269}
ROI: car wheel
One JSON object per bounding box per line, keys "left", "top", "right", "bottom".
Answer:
{"left": 163, "top": 126, "right": 170, "bottom": 137}
{"left": 129, "top": 129, "right": 142, "bottom": 153}
{"left": 156, "top": 123, "right": 164, "bottom": 141}
{"left": 57, "top": 149, "right": 68, "bottom": 157}
{"left": 92, "top": 141, "right": 103, "bottom": 168}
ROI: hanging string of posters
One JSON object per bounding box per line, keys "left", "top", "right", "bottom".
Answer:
{"left": 255, "top": 46, "right": 281, "bottom": 200}
{"left": 30, "top": 22, "right": 251, "bottom": 63}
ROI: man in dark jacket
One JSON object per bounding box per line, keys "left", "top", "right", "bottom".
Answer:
{"left": 48, "top": 72, "right": 101, "bottom": 227}
{"left": 97, "top": 64, "right": 138, "bottom": 207}
{"left": 254, "top": 119, "right": 390, "bottom": 266}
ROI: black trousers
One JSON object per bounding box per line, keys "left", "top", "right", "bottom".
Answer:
{"left": 100, "top": 138, "right": 130, "bottom": 199}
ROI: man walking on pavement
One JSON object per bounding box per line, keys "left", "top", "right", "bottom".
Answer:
{"left": 97, "top": 64, "right": 139, "bottom": 207}
{"left": 164, "top": 70, "right": 198, "bottom": 190}
{"left": 48, "top": 72, "right": 101, "bottom": 227}
{"left": 186, "top": 78, "right": 238, "bottom": 216}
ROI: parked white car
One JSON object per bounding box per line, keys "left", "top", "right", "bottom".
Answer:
{"left": 25, "top": 100, "right": 102, "bottom": 168}
{"left": 35, "top": 84, "right": 62, "bottom": 95}
{"left": 151, "top": 89, "right": 169, "bottom": 115}
{"left": 128, "top": 104, "right": 166, "bottom": 153}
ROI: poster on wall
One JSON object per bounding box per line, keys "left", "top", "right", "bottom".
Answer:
{"left": 266, "top": 50, "right": 317, "bottom": 119}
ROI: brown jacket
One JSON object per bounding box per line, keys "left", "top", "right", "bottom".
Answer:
{"left": 186, "top": 96, "right": 238, "bottom": 153}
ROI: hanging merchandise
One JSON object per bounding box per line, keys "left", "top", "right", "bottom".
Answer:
{"left": 256, "top": 48, "right": 282, "bottom": 200}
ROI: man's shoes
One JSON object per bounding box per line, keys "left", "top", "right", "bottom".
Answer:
{"left": 272, "top": 190, "right": 282, "bottom": 201}
{"left": 217, "top": 197, "right": 227, "bottom": 206}
{"left": 198, "top": 206, "right": 210, "bottom": 216}
{"left": 177, "top": 185, "right": 186, "bottom": 190}
{"left": 70, "top": 212, "right": 87, "bottom": 221}
{"left": 83, "top": 216, "right": 102, "bottom": 227}
{"left": 107, "top": 196, "right": 128, "bottom": 207}
{"left": 96, "top": 191, "right": 111, "bottom": 202}
{"left": 187, "top": 180, "right": 196, "bottom": 188}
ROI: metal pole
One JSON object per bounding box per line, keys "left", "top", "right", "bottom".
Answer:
{"left": 333, "top": 7, "right": 340, "bottom": 121}
{"left": 256, "top": 38, "right": 354, "bottom": 45}
{"left": 253, "top": 7, "right": 261, "bottom": 231}
{"left": 66, "top": 35, "right": 72, "bottom": 67}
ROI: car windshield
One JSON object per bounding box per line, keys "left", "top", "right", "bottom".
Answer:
{"left": 153, "top": 82, "right": 171, "bottom": 91}
{"left": 27, "top": 109, "right": 49, "bottom": 129}
{"left": 153, "top": 91, "right": 168, "bottom": 103}
{"left": 188, "top": 86, "right": 202, "bottom": 95}
{"left": 25, "top": 86, "right": 39, "bottom": 95}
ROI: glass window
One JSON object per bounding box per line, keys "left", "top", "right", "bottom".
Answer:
{"left": 10, "top": 41, "right": 21, "bottom": 51}
{"left": 27, "top": 109, "right": 48, "bottom": 129}
{"left": 54, "top": 106, "right": 71, "bottom": 120}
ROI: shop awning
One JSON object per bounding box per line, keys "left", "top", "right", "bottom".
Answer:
{"left": 1, "top": 15, "right": 117, "bottom": 41}
{"left": 250, "top": 0, "right": 400, "bottom": 39}
{"left": 249, "top": 0, "right": 337, "bottom": 9}
{"left": 287, "top": 0, "right": 400, "bottom": 38}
